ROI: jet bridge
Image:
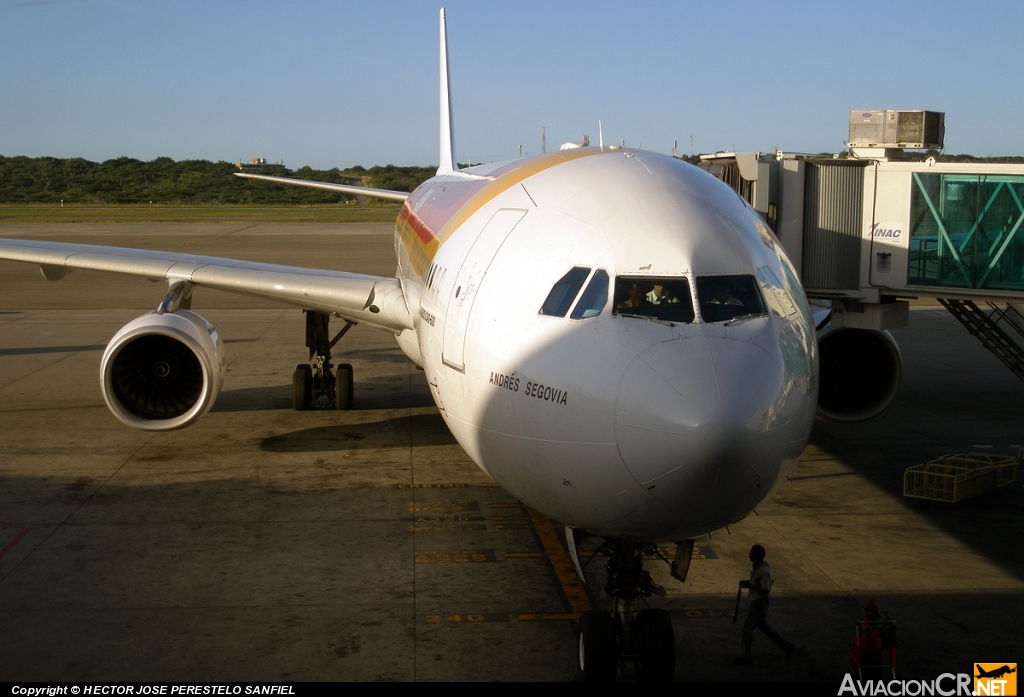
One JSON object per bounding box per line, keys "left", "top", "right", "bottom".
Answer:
{"left": 700, "top": 141, "right": 1024, "bottom": 384}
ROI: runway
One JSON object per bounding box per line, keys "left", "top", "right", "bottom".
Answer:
{"left": 1, "top": 223, "right": 1022, "bottom": 681}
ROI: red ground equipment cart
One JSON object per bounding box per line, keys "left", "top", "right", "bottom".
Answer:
{"left": 851, "top": 599, "right": 896, "bottom": 680}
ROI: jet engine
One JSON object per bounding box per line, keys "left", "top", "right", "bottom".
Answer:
{"left": 100, "top": 310, "right": 225, "bottom": 431}
{"left": 816, "top": 326, "right": 902, "bottom": 423}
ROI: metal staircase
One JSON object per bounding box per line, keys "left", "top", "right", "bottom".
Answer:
{"left": 938, "top": 299, "right": 1024, "bottom": 382}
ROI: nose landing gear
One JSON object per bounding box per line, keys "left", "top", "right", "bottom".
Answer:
{"left": 577, "top": 539, "right": 676, "bottom": 682}
{"left": 291, "top": 311, "right": 356, "bottom": 410}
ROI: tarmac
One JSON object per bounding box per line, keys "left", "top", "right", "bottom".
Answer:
{"left": 0, "top": 223, "right": 1022, "bottom": 682}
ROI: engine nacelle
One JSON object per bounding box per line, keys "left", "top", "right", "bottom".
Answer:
{"left": 100, "top": 310, "right": 225, "bottom": 431}
{"left": 816, "top": 326, "right": 902, "bottom": 423}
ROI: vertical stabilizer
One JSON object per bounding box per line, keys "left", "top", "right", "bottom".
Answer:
{"left": 437, "top": 8, "right": 456, "bottom": 174}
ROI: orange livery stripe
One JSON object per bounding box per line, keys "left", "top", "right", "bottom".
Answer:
{"left": 395, "top": 147, "right": 605, "bottom": 278}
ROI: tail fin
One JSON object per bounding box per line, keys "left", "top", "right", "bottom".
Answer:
{"left": 437, "top": 8, "right": 456, "bottom": 174}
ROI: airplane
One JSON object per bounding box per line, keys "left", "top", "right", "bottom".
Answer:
{"left": 0, "top": 9, "right": 903, "bottom": 682}
{"left": 976, "top": 665, "right": 1017, "bottom": 680}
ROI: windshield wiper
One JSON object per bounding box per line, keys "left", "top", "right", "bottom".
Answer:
{"left": 724, "top": 313, "right": 766, "bottom": 326}
{"left": 618, "top": 313, "right": 676, "bottom": 327}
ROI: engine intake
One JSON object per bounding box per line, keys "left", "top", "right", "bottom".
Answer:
{"left": 816, "top": 326, "right": 902, "bottom": 423}
{"left": 101, "top": 310, "right": 225, "bottom": 431}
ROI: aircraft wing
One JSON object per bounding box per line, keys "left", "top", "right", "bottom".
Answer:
{"left": 233, "top": 173, "right": 410, "bottom": 202}
{"left": 0, "top": 238, "right": 413, "bottom": 332}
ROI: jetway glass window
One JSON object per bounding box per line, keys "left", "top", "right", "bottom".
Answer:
{"left": 613, "top": 277, "right": 695, "bottom": 323}
{"left": 909, "top": 173, "right": 1024, "bottom": 291}
{"left": 695, "top": 275, "right": 766, "bottom": 323}
{"left": 539, "top": 266, "right": 590, "bottom": 317}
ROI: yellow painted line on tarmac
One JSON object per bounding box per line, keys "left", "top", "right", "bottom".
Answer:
{"left": 414, "top": 549, "right": 497, "bottom": 563}
{"left": 397, "top": 483, "right": 468, "bottom": 489}
{"left": 423, "top": 613, "right": 510, "bottom": 624}
{"left": 518, "top": 613, "right": 576, "bottom": 621}
{"left": 421, "top": 612, "right": 581, "bottom": 623}
{"left": 528, "top": 508, "right": 592, "bottom": 617}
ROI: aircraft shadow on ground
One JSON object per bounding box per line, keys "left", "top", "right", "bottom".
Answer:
{"left": 804, "top": 337, "right": 1024, "bottom": 584}
{"left": 212, "top": 374, "right": 435, "bottom": 413}
{"left": 337, "top": 345, "right": 413, "bottom": 364}
{"left": 807, "top": 427, "right": 1024, "bottom": 583}
{"left": 259, "top": 413, "right": 456, "bottom": 452}
{"left": 0, "top": 344, "right": 105, "bottom": 356}
{"left": 0, "top": 338, "right": 253, "bottom": 358}
{"left": 0, "top": 475, "right": 1019, "bottom": 683}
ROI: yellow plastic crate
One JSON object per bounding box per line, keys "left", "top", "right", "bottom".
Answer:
{"left": 903, "top": 453, "right": 1018, "bottom": 503}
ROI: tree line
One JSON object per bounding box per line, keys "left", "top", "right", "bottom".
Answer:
{"left": 0, "top": 156, "right": 437, "bottom": 204}
{"left": 912, "top": 150, "right": 1024, "bottom": 164}
{"left": 5, "top": 152, "right": 1018, "bottom": 205}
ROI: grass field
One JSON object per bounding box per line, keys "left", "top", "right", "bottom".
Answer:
{"left": 0, "top": 204, "right": 403, "bottom": 224}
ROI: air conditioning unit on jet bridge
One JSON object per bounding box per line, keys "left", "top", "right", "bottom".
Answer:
{"left": 849, "top": 110, "right": 945, "bottom": 149}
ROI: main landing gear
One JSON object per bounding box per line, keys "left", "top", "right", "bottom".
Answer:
{"left": 292, "top": 311, "right": 356, "bottom": 411}
{"left": 577, "top": 539, "right": 677, "bottom": 682}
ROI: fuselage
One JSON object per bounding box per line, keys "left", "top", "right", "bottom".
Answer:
{"left": 391, "top": 147, "right": 818, "bottom": 541}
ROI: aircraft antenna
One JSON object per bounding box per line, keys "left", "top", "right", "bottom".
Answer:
{"left": 437, "top": 8, "right": 456, "bottom": 174}
{"left": 542, "top": 127, "right": 546, "bottom": 154}
{"left": 598, "top": 120, "right": 604, "bottom": 150}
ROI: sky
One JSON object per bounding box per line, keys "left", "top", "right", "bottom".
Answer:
{"left": 2, "top": 0, "right": 1022, "bottom": 169}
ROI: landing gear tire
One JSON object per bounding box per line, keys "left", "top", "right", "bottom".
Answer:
{"left": 292, "top": 364, "right": 312, "bottom": 410}
{"left": 633, "top": 608, "right": 675, "bottom": 682}
{"left": 335, "top": 363, "right": 353, "bottom": 410}
{"left": 578, "top": 610, "right": 618, "bottom": 682}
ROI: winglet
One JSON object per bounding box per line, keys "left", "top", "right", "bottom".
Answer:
{"left": 437, "top": 8, "right": 456, "bottom": 175}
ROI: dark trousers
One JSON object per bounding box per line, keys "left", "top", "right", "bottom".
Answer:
{"left": 741, "top": 598, "right": 791, "bottom": 657}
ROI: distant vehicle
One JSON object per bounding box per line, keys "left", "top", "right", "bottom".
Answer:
{"left": 0, "top": 8, "right": 900, "bottom": 682}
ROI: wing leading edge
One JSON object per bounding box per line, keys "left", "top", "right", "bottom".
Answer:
{"left": 0, "top": 238, "right": 413, "bottom": 332}
{"left": 232, "top": 173, "right": 410, "bottom": 202}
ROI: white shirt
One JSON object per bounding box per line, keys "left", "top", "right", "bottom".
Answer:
{"left": 748, "top": 562, "right": 773, "bottom": 601}
{"left": 646, "top": 289, "right": 678, "bottom": 305}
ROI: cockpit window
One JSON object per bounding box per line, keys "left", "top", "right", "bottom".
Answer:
{"left": 539, "top": 266, "right": 591, "bottom": 317}
{"left": 695, "top": 275, "right": 766, "bottom": 323}
{"left": 755, "top": 266, "right": 797, "bottom": 318}
{"left": 612, "top": 276, "right": 695, "bottom": 323}
{"left": 570, "top": 269, "right": 609, "bottom": 319}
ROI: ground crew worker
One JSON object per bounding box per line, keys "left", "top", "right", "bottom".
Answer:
{"left": 734, "top": 544, "right": 794, "bottom": 664}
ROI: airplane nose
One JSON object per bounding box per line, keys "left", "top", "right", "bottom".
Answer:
{"left": 614, "top": 333, "right": 789, "bottom": 528}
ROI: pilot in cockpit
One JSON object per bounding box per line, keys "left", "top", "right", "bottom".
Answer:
{"left": 708, "top": 282, "right": 744, "bottom": 307}
{"left": 617, "top": 282, "right": 648, "bottom": 310}
{"left": 646, "top": 283, "right": 678, "bottom": 305}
